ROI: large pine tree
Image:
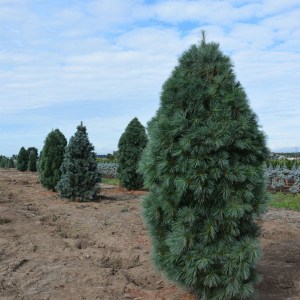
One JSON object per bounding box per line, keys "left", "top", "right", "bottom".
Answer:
{"left": 17, "top": 147, "right": 29, "bottom": 171}
{"left": 118, "top": 117, "right": 148, "bottom": 190}
{"left": 56, "top": 122, "right": 100, "bottom": 201}
{"left": 39, "top": 129, "right": 67, "bottom": 190}
{"left": 139, "top": 35, "right": 269, "bottom": 299}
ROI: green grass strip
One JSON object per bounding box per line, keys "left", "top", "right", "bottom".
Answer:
{"left": 269, "top": 192, "right": 300, "bottom": 211}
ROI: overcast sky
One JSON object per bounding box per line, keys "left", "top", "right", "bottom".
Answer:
{"left": 1, "top": 0, "right": 299, "bottom": 156}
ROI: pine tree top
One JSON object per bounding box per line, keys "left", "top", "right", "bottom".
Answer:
{"left": 201, "top": 30, "right": 206, "bottom": 46}
{"left": 77, "top": 121, "right": 87, "bottom": 133}
{"left": 118, "top": 117, "right": 147, "bottom": 148}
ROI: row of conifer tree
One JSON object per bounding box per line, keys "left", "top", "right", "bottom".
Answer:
{"left": 2, "top": 118, "right": 148, "bottom": 200}
{"left": 0, "top": 147, "right": 38, "bottom": 171}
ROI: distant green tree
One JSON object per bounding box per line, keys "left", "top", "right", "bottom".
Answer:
{"left": 139, "top": 35, "right": 269, "bottom": 299}
{"left": 0, "top": 156, "right": 7, "bottom": 168}
{"left": 27, "top": 147, "right": 39, "bottom": 159}
{"left": 8, "top": 158, "right": 15, "bottom": 168}
{"left": 17, "top": 147, "right": 29, "bottom": 171}
{"left": 117, "top": 117, "right": 148, "bottom": 190}
{"left": 28, "top": 151, "right": 37, "bottom": 172}
{"left": 56, "top": 122, "right": 100, "bottom": 201}
{"left": 106, "top": 153, "right": 114, "bottom": 160}
{"left": 39, "top": 129, "right": 67, "bottom": 190}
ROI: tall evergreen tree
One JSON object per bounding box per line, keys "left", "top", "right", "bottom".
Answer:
{"left": 28, "top": 151, "right": 37, "bottom": 172}
{"left": 17, "top": 147, "right": 29, "bottom": 171}
{"left": 56, "top": 122, "right": 100, "bottom": 201}
{"left": 39, "top": 129, "right": 67, "bottom": 190}
{"left": 118, "top": 117, "right": 148, "bottom": 190}
{"left": 139, "top": 35, "right": 269, "bottom": 299}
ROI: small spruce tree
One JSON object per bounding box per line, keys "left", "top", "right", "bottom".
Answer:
{"left": 39, "top": 129, "right": 67, "bottom": 190}
{"left": 117, "top": 117, "right": 148, "bottom": 190}
{"left": 56, "top": 122, "right": 100, "bottom": 201}
{"left": 139, "top": 35, "right": 269, "bottom": 299}
{"left": 17, "top": 147, "right": 29, "bottom": 171}
{"left": 28, "top": 150, "right": 37, "bottom": 172}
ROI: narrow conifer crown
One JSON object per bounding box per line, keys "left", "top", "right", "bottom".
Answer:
{"left": 118, "top": 117, "right": 148, "bottom": 190}
{"left": 39, "top": 129, "right": 67, "bottom": 191}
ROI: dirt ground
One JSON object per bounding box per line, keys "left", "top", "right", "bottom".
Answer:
{"left": 0, "top": 169, "right": 299, "bottom": 300}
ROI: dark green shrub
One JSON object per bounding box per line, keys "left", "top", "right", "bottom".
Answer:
{"left": 17, "top": 147, "right": 29, "bottom": 171}
{"left": 139, "top": 35, "right": 269, "bottom": 299}
{"left": 56, "top": 122, "right": 100, "bottom": 201}
{"left": 39, "top": 129, "right": 67, "bottom": 190}
{"left": 117, "top": 117, "right": 148, "bottom": 190}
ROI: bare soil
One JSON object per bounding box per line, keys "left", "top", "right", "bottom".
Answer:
{"left": 0, "top": 169, "right": 299, "bottom": 300}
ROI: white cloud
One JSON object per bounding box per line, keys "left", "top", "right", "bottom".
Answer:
{"left": 152, "top": 1, "right": 234, "bottom": 24}
{"left": 87, "top": 0, "right": 152, "bottom": 26}
{"left": 1, "top": 26, "right": 199, "bottom": 112}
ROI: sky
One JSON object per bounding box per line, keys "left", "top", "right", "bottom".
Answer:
{"left": 1, "top": 0, "right": 300, "bottom": 156}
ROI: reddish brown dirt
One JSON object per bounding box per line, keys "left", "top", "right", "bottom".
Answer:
{"left": 0, "top": 169, "right": 299, "bottom": 300}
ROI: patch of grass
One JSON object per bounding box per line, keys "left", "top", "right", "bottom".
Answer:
{"left": 76, "top": 204, "right": 89, "bottom": 209}
{"left": 269, "top": 192, "right": 300, "bottom": 211}
{"left": 101, "top": 178, "right": 120, "bottom": 186}
{"left": 121, "top": 206, "right": 129, "bottom": 213}
{"left": 0, "top": 217, "right": 12, "bottom": 224}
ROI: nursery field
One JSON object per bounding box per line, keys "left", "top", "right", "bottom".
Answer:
{"left": 0, "top": 169, "right": 300, "bottom": 300}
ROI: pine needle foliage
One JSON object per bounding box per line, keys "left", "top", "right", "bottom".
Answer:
{"left": 28, "top": 150, "right": 37, "bottom": 172}
{"left": 17, "top": 147, "right": 29, "bottom": 171}
{"left": 56, "top": 122, "right": 100, "bottom": 201}
{"left": 118, "top": 117, "right": 148, "bottom": 190}
{"left": 39, "top": 129, "right": 67, "bottom": 191}
{"left": 139, "top": 36, "right": 269, "bottom": 299}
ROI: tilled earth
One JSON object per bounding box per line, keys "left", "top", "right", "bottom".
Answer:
{"left": 0, "top": 169, "right": 299, "bottom": 300}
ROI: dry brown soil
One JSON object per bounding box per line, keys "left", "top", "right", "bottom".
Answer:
{"left": 0, "top": 169, "right": 299, "bottom": 300}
